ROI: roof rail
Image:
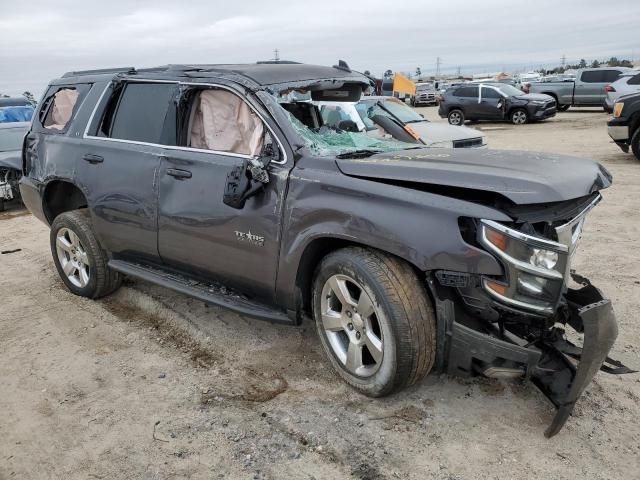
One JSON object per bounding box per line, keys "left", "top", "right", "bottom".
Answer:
{"left": 61, "top": 67, "right": 136, "bottom": 78}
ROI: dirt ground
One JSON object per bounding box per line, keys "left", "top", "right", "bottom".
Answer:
{"left": 1, "top": 108, "right": 639, "bottom": 480}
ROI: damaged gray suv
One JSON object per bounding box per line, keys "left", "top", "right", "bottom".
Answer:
{"left": 20, "top": 62, "right": 632, "bottom": 436}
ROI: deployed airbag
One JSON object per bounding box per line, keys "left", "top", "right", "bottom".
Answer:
{"left": 190, "top": 90, "right": 264, "bottom": 156}
{"left": 44, "top": 88, "right": 79, "bottom": 130}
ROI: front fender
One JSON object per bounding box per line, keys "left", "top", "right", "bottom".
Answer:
{"left": 275, "top": 166, "right": 510, "bottom": 308}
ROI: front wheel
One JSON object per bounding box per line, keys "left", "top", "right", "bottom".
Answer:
{"left": 50, "top": 209, "right": 122, "bottom": 299}
{"left": 448, "top": 109, "right": 465, "bottom": 126}
{"left": 510, "top": 108, "right": 528, "bottom": 125}
{"left": 631, "top": 128, "right": 640, "bottom": 161}
{"left": 312, "top": 247, "right": 436, "bottom": 397}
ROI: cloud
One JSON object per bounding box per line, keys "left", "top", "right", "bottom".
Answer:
{"left": 1, "top": 0, "right": 639, "bottom": 96}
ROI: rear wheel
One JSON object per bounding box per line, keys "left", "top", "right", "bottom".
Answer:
{"left": 631, "top": 128, "right": 640, "bottom": 161}
{"left": 510, "top": 108, "right": 528, "bottom": 125}
{"left": 448, "top": 109, "right": 465, "bottom": 126}
{"left": 50, "top": 209, "right": 122, "bottom": 299}
{"left": 312, "top": 247, "right": 436, "bottom": 397}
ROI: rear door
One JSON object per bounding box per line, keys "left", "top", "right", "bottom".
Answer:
{"left": 156, "top": 84, "right": 292, "bottom": 303}
{"left": 81, "top": 81, "right": 178, "bottom": 262}
{"left": 453, "top": 86, "right": 480, "bottom": 117}
{"left": 575, "top": 70, "right": 619, "bottom": 105}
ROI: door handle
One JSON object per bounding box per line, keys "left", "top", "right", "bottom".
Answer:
{"left": 166, "top": 168, "right": 192, "bottom": 179}
{"left": 83, "top": 153, "right": 103, "bottom": 164}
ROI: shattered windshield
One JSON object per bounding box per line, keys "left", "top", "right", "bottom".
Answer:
{"left": 283, "top": 107, "right": 415, "bottom": 156}
{"left": 276, "top": 93, "right": 418, "bottom": 157}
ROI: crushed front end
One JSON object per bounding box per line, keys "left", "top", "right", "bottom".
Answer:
{"left": 429, "top": 193, "right": 634, "bottom": 437}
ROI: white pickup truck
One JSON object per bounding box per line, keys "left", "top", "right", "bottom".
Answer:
{"left": 528, "top": 67, "right": 631, "bottom": 111}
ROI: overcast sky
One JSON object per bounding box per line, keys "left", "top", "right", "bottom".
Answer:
{"left": 1, "top": 0, "right": 639, "bottom": 96}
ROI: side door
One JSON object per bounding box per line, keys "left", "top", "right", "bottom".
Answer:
{"left": 575, "top": 70, "right": 605, "bottom": 105}
{"left": 80, "top": 80, "right": 178, "bottom": 262}
{"left": 478, "top": 86, "right": 505, "bottom": 119}
{"left": 455, "top": 85, "right": 480, "bottom": 118}
{"left": 156, "top": 84, "right": 292, "bottom": 303}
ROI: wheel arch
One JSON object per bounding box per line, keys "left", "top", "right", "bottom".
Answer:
{"left": 291, "top": 235, "right": 427, "bottom": 319}
{"left": 42, "top": 179, "right": 88, "bottom": 224}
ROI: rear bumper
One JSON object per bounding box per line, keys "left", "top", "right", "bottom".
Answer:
{"left": 432, "top": 272, "right": 628, "bottom": 437}
{"left": 18, "top": 176, "right": 48, "bottom": 224}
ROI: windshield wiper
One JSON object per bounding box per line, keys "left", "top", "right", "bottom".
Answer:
{"left": 336, "top": 149, "right": 383, "bottom": 159}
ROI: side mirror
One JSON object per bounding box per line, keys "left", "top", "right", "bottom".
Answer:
{"left": 223, "top": 158, "right": 270, "bottom": 210}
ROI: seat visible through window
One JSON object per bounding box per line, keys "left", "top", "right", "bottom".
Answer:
{"left": 189, "top": 90, "right": 264, "bottom": 156}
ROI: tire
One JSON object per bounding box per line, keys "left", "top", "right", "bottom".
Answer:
{"left": 557, "top": 104, "right": 570, "bottom": 112}
{"left": 312, "top": 247, "right": 436, "bottom": 397}
{"left": 631, "top": 128, "right": 640, "bottom": 161}
{"left": 510, "top": 108, "right": 528, "bottom": 125}
{"left": 50, "top": 209, "right": 122, "bottom": 299}
{"left": 448, "top": 109, "right": 465, "bottom": 126}
{"left": 0, "top": 198, "right": 4, "bottom": 212}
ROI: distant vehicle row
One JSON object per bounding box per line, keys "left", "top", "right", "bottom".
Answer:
{"left": 437, "top": 83, "right": 556, "bottom": 125}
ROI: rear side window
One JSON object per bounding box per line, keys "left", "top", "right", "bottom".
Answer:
{"left": 602, "top": 70, "right": 623, "bottom": 82}
{"left": 41, "top": 88, "right": 80, "bottom": 130}
{"left": 107, "top": 83, "right": 176, "bottom": 144}
{"left": 581, "top": 70, "right": 605, "bottom": 83}
{"left": 454, "top": 86, "right": 479, "bottom": 98}
{"left": 627, "top": 73, "right": 640, "bottom": 85}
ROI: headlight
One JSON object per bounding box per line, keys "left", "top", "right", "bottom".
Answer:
{"left": 613, "top": 102, "right": 624, "bottom": 118}
{"left": 479, "top": 220, "right": 569, "bottom": 314}
{"left": 530, "top": 100, "right": 546, "bottom": 106}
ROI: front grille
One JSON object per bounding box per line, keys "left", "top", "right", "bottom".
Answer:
{"left": 453, "top": 137, "right": 484, "bottom": 148}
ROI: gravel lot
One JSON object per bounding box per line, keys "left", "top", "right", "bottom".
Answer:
{"left": 1, "top": 108, "right": 638, "bottom": 480}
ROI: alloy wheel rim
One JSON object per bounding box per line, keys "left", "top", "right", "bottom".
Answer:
{"left": 450, "top": 112, "right": 461, "bottom": 125}
{"left": 513, "top": 111, "right": 527, "bottom": 124}
{"left": 55, "top": 227, "right": 90, "bottom": 288}
{"left": 320, "top": 274, "right": 384, "bottom": 377}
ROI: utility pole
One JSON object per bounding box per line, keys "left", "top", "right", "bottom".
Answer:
{"left": 456, "top": 66, "right": 461, "bottom": 76}
{"left": 561, "top": 54, "right": 566, "bottom": 69}
{"left": 273, "top": 49, "right": 280, "bottom": 62}
{"left": 435, "top": 57, "right": 442, "bottom": 78}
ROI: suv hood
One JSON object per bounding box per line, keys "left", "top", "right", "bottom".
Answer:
{"left": 513, "top": 93, "right": 553, "bottom": 102}
{"left": 336, "top": 148, "right": 611, "bottom": 205}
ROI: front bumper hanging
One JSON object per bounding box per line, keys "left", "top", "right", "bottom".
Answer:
{"left": 437, "top": 272, "right": 636, "bottom": 437}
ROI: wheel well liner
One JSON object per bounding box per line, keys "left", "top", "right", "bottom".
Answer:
{"left": 43, "top": 180, "right": 88, "bottom": 224}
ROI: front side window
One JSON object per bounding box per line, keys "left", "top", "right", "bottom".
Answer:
{"left": 187, "top": 89, "right": 265, "bottom": 157}
{"left": 107, "top": 83, "right": 176, "bottom": 144}
{"left": 42, "top": 88, "right": 79, "bottom": 130}
{"left": 481, "top": 87, "right": 502, "bottom": 99}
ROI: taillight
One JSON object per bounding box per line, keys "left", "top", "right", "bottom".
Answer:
{"left": 604, "top": 85, "right": 616, "bottom": 92}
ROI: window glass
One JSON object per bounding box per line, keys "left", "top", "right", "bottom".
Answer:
{"left": 109, "top": 83, "right": 175, "bottom": 143}
{"left": 455, "top": 86, "right": 479, "bottom": 98}
{"left": 628, "top": 73, "right": 640, "bottom": 86}
{"left": 581, "top": 70, "right": 605, "bottom": 83}
{"left": 378, "top": 99, "right": 424, "bottom": 123}
{"left": 321, "top": 105, "right": 352, "bottom": 128}
{"left": 42, "top": 88, "right": 79, "bottom": 130}
{"left": 355, "top": 103, "right": 376, "bottom": 130}
{"left": 603, "top": 70, "right": 623, "bottom": 83}
{"left": 481, "top": 87, "right": 502, "bottom": 99}
{"left": 188, "top": 89, "right": 264, "bottom": 156}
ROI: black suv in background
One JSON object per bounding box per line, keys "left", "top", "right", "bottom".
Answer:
{"left": 607, "top": 92, "right": 640, "bottom": 160}
{"left": 439, "top": 83, "right": 556, "bottom": 125}
{"left": 19, "top": 62, "right": 629, "bottom": 436}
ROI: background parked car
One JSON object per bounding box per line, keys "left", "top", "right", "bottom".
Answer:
{"left": 317, "top": 96, "right": 487, "bottom": 148}
{"left": 604, "top": 70, "right": 640, "bottom": 113}
{"left": 410, "top": 83, "right": 437, "bottom": 106}
{"left": 0, "top": 98, "right": 35, "bottom": 211}
{"left": 607, "top": 92, "right": 640, "bottom": 160}
{"left": 528, "top": 67, "right": 630, "bottom": 111}
{"left": 438, "top": 83, "right": 556, "bottom": 125}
